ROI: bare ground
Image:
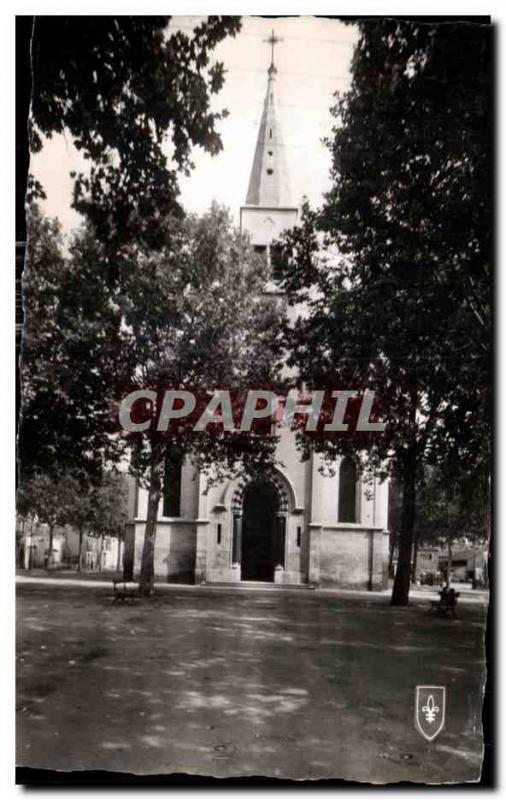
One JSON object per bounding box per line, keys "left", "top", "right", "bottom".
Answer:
{"left": 16, "top": 581, "right": 488, "bottom": 783}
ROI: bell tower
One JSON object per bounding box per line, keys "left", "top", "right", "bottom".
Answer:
{"left": 240, "top": 31, "right": 298, "bottom": 251}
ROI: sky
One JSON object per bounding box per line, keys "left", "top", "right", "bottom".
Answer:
{"left": 31, "top": 16, "right": 358, "bottom": 231}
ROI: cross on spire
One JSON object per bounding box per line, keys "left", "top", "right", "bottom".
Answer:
{"left": 263, "top": 29, "right": 283, "bottom": 68}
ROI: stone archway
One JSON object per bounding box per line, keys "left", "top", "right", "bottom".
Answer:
{"left": 230, "top": 474, "right": 289, "bottom": 582}
{"left": 230, "top": 472, "right": 290, "bottom": 516}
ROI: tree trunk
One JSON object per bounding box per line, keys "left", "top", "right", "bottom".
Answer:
{"left": 47, "top": 523, "right": 55, "bottom": 570}
{"left": 391, "top": 448, "right": 417, "bottom": 606}
{"left": 27, "top": 516, "right": 35, "bottom": 569}
{"left": 139, "top": 441, "right": 164, "bottom": 595}
{"left": 411, "top": 532, "right": 419, "bottom": 583}
{"left": 447, "top": 538, "right": 453, "bottom": 587}
{"left": 98, "top": 533, "right": 104, "bottom": 571}
{"left": 77, "top": 529, "right": 84, "bottom": 572}
{"left": 18, "top": 517, "right": 26, "bottom": 568}
{"left": 388, "top": 531, "right": 396, "bottom": 578}
{"left": 116, "top": 535, "right": 123, "bottom": 572}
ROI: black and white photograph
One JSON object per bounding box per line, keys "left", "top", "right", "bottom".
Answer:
{"left": 13, "top": 9, "right": 492, "bottom": 786}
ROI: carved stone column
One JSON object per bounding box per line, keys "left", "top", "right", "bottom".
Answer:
{"left": 275, "top": 513, "right": 286, "bottom": 568}
{"left": 232, "top": 513, "right": 242, "bottom": 567}
{"left": 194, "top": 470, "right": 210, "bottom": 584}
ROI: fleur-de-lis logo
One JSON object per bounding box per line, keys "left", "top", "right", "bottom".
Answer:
{"left": 422, "top": 694, "right": 439, "bottom": 724}
{"left": 415, "top": 686, "right": 446, "bottom": 741}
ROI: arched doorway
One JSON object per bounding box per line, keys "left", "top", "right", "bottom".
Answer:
{"left": 241, "top": 479, "right": 281, "bottom": 582}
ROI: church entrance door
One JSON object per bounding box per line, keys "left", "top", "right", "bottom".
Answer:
{"left": 241, "top": 480, "right": 279, "bottom": 582}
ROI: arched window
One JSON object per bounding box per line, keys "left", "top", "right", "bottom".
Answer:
{"left": 162, "top": 452, "right": 183, "bottom": 518}
{"left": 338, "top": 458, "right": 357, "bottom": 523}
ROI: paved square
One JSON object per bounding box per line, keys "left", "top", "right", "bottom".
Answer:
{"left": 17, "top": 582, "right": 487, "bottom": 782}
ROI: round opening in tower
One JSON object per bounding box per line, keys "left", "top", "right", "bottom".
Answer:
{"left": 266, "top": 168, "right": 273, "bottom": 175}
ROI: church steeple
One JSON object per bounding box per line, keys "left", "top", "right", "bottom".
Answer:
{"left": 245, "top": 31, "right": 292, "bottom": 208}
{"left": 240, "top": 30, "right": 298, "bottom": 248}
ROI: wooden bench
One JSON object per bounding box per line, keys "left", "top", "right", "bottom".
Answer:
{"left": 112, "top": 578, "right": 140, "bottom": 604}
{"left": 431, "top": 587, "right": 460, "bottom": 619}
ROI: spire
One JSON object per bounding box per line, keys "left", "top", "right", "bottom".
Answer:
{"left": 265, "top": 29, "right": 282, "bottom": 71}
{"left": 245, "top": 30, "right": 292, "bottom": 208}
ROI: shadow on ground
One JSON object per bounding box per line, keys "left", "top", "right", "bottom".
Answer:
{"left": 16, "top": 583, "right": 487, "bottom": 783}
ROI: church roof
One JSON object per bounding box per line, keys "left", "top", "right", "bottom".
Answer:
{"left": 245, "top": 39, "right": 293, "bottom": 208}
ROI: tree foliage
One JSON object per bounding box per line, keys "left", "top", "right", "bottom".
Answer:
{"left": 114, "top": 203, "right": 285, "bottom": 591}
{"left": 17, "top": 472, "right": 72, "bottom": 530}
{"left": 19, "top": 205, "right": 120, "bottom": 481}
{"left": 29, "top": 16, "right": 241, "bottom": 251}
{"left": 17, "top": 469, "right": 130, "bottom": 570}
{"left": 21, "top": 17, "right": 243, "bottom": 481}
{"left": 415, "top": 465, "right": 490, "bottom": 549}
{"left": 273, "top": 19, "right": 491, "bottom": 604}
{"left": 21, "top": 204, "right": 285, "bottom": 590}
{"left": 89, "top": 472, "right": 129, "bottom": 542}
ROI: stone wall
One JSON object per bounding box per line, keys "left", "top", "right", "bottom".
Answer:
{"left": 131, "top": 521, "right": 197, "bottom": 583}
{"left": 318, "top": 527, "right": 387, "bottom": 590}
{"left": 130, "top": 436, "right": 390, "bottom": 589}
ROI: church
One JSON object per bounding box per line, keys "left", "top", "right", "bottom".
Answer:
{"left": 124, "top": 34, "right": 390, "bottom": 590}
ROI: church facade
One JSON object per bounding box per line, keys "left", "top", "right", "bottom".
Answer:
{"left": 124, "top": 39, "right": 390, "bottom": 590}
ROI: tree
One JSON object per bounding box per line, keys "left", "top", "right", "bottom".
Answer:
{"left": 17, "top": 468, "right": 131, "bottom": 571}
{"left": 387, "top": 478, "right": 402, "bottom": 579}
{"left": 16, "top": 472, "right": 79, "bottom": 567}
{"left": 58, "top": 203, "right": 285, "bottom": 592}
{"left": 122, "top": 204, "right": 285, "bottom": 592}
{"left": 28, "top": 16, "right": 241, "bottom": 252}
{"left": 58, "top": 479, "right": 95, "bottom": 572}
{"left": 20, "top": 203, "right": 284, "bottom": 590}
{"left": 389, "top": 462, "right": 490, "bottom": 585}
{"left": 273, "top": 20, "right": 491, "bottom": 605}
{"left": 414, "top": 463, "right": 490, "bottom": 586}
{"left": 21, "top": 18, "right": 242, "bottom": 482}
{"left": 87, "top": 472, "right": 129, "bottom": 570}
{"left": 19, "top": 205, "right": 121, "bottom": 482}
